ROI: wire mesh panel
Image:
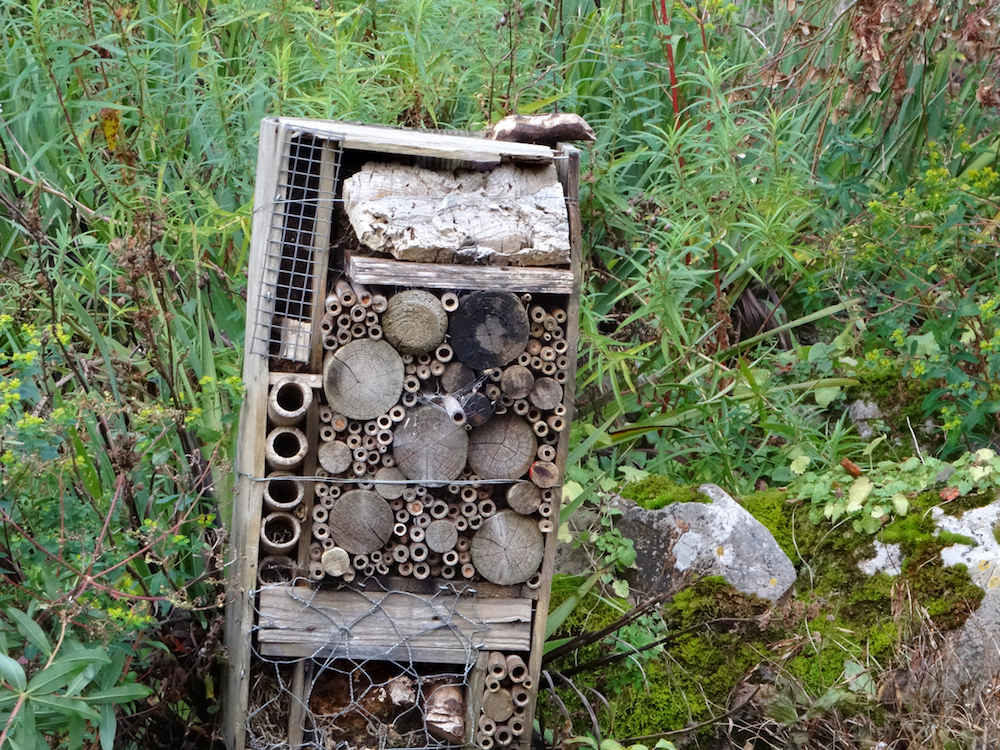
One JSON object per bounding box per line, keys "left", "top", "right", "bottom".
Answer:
{"left": 251, "top": 131, "right": 342, "bottom": 361}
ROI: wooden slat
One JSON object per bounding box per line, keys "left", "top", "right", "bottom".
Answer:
{"left": 520, "top": 144, "right": 584, "bottom": 750}
{"left": 257, "top": 587, "right": 532, "bottom": 663}
{"left": 347, "top": 255, "right": 574, "bottom": 294}
{"left": 267, "top": 372, "right": 323, "bottom": 387}
{"left": 278, "top": 118, "right": 554, "bottom": 164}
{"left": 222, "top": 119, "right": 286, "bottom": 750}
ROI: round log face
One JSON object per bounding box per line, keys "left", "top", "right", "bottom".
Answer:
{"left": 471, "top": 510, "right": 544, "bottom": 585}
{"left": 318, "top": 440, "right": 353, "bottom": 475}
{"left": 330, "top": 490, "right": 394, "bottom": 553}
{"left": 373, "top": 466, "right": 408, "bottom": 499}
{"left": 425, "top": 519, "right": 459, "bottom": 553}
{"left": 506, "top": 481, "right": 542, "bottom": 515}
{"left": 324, "top": 339, "right": 404, "bottom": 420}
{"left": 382, "top": 290, "right": 448, "bottom": 355}
{"left": 449, "top": 291, "right": 529, "bottom": 370}
{"left": 467, "top": 414, "right": 537, "bottom": 480}
{"left": 393, "top": 405, "right": 469, "bottom": 482}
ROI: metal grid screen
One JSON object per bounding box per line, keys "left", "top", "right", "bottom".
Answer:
{"left": 252, "top": 130, "right": 342, "bottom": 360}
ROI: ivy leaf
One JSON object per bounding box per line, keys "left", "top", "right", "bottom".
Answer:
{"left": 611, "top": 579, "right": 630, "bottom": 598}
{"left": 846, "top": 477, "right": 874, "bottom": 513}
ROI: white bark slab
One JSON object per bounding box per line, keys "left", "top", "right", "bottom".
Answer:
{"left": 343, "top": 162, "right": 570, "bottom": 267}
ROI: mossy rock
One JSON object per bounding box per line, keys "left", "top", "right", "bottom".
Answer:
{"left": 620, "top": 476, "right": 703, "bottom": 510}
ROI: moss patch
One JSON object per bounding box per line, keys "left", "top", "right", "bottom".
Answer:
{"left": 620, "top": 476, "right": 703, "bottom": 509}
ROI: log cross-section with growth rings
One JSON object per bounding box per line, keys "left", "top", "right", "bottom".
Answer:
{"left": 471, "top": 510, "right": 544, "bottom": 585}
{"left": 328, "top": 490, "right": 394, "bottom": 553}
{"left": 323, "top": 338, "right": 404, "bottom": 420}
{"left": 392, "top": 405, "right": 469, "bottom": 482}
{"left": 449, "top": 291, "right": 530, "bottom": 370}
{"left": 467, "top": 414, "right": 537, "bottom": 480}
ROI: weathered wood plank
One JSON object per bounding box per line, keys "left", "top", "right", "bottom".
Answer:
{"left": 347, "top": 255, "right": 574, "bottom": 294}
{"left": 278, "top": 118, "right": 554, "bottom": 164}
{"left": 257, "top": 587, "right": 532, "bottom": 662}
{"left": 519, "top": 144, "right": 583, "bottom": 750}
{"left": 267, "top": 371, "right": 323, "bottom": 388}
{"left": 222, "top": 119, "right": 285, "bottom": 750}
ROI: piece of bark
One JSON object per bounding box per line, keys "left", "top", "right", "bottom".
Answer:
{"left": 468, "top": 414, "right": 537, "bottom": 480}
{"left": 323, "top": 338, "right": 404, "bottom": 420}
{"left": 488, "top": 113, "right": 596, "bottom": 146}
{"left": 393, "top": 405, "right": 469, "bottom": 482}
{"left": 343, "top": 162, "right": 570, "bottom": 267}
{"left": 329, "top": 490, "right": 394, "bottom": 554}
{"left": 450, "top": 291, "right": 530, "bottom": 370}
{"left": 506, "top": 481, "right": 542, "bottom": 515}
{"left": 382, "top": 290, "right": 448, "bottom": 355}
{"left": 425, "top": 684, "right": 466, "bottom": 744}
{"left": 471, "top": 510, "right": 544, "bottom": 585}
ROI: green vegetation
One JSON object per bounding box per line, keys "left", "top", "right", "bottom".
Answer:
{"left": 0, "top": 0, "right": 997, "bottom": 746}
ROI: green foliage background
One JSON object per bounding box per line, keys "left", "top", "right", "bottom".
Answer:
{"left": 0, "top": 0, "right": 997, "bottom": 746}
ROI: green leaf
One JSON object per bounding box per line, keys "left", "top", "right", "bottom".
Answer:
{"left": 611, "top": 579, "right": 630, "bottom": 598}
{"left": 813, "top": 386, "right": 840, "bottom": 407}
{"left": 0, "top": 653, "right": 26, "bottom": 691}
{"left": 544, "top": 570, "right": 602, "bottom": 641}
{"left": 766, "top": 694, "right": 799, "bottom": 725}
{"left": 30, "top": 694, "right": 100, "bottom": 720}
{"left": 83, "top": 683, "right": 152, "bottom": 703}
{"left": 790, "top": 455, "right": 811, "bottom": 475}
{"left": 7, "top": 608, "right": 51, "bottom": 657}
{"left": 891, "top": 493, "right": 909, "bottom": 516}
{"left": 99, "top": 702, "right": 117, "bottom": 750}
{"left": 846, "top": 477, "right": 874, "bottom": 513}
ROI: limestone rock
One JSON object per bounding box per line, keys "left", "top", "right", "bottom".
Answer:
{"left": 342, "top": 162, "right": 570, "bottom": 267}
{"left": 611, "top": 483, "right": 796, "bottom": 602}
{"left": 858, "top": 541, "right": 904, "bottom": 577}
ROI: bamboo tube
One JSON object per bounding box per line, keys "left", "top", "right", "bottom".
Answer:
{"left": 410, "top": 542, "right": 428, "bottom": 562}
{"left": 353, "top": 554, "right": 369, "bottom": 570}
{"left": 320, "top": 314, "right": 335, "bottom": 336}
{"left": 455, "top": 536, "right": 471, "bottom": 552}
{"left": 413, "top": 513, "right": 431, "bottom": 529}
{"left": 461, "top": 563, "right": 475, "bottom": 578}
{"left": 325, "top": 295, "right": 342, "bottom": 315}
{"left": 260, "top": 512, "right": 301, "bottom": 556}
{"left": 441, "top": 292, "right": 460, "bottom": 312}
{"left": 538, "top": 502, "right": 553, "bottom": 518}
{"left": 382, "top": 454, "right": 396, "bottom": 467}
{"left": 526, "top": 339, "right": 542, "bottom": 357}
{"left": 335, "top": 279, "right": 356, "bottom": 306}
{"left": 505, "top": 654, "right": 528, "bottom": 683}
{"left": 458, "top": 550, "right": 472, "bottom": 564}
{"left": 323, "top": 335, "right": 337, "bottom": 350}
{"left": 487, "top": 652, "right": 508, "bottom": 682}
{"left": 319, "top": 425, "right": 335, "bottom": 442}
{"left": 478, "top": 499, "right": 496, "bottom": 518}
{"left": 399, "top": 561, "right": 413, "bottom": 576}
{"left": 394, "top": 522, "right": 408, "bottom": 538}
{"left": 529, "top": 355, "right": 543, "bottom": 371}
{"left": 442, "top": 549, "right": 459, "bottom": 566}
{"left": 265, "top": 427, "right": 308, "bottom": 471}
{"left": 309, "top": 561, "right": 325, "bottom": 580}
{"left": 528, "top": 305, "right": 547, "bottom": 323}
{"left": 532, "top": 420, "right": 549, "bottom": 437}
{"left": 509, "top": 717, "right": 525, "bottom": 738}
{"left": 258, "top": 555, "right": 297, "bottom": 586}
{"left": 477, "top": 731, "right": 495, "bottom": 750}
{"left": 264, "top": 474, "right": 304, "bottom": 512}
{"left": 346, "top": 434, "right": 362, "bottom": 450}
{"left": 510, "top": 686, "right": 530, "bottom": 708}
{"left": 429, "top": 360, "right": 445, "bottom": 377}
{"left": 541, "top": 361, "right": 557, "bottom": 376}
{"left": 369, "top": 324, "right": 383, "bottom": 340}
{"left": 405, "top": 363, "right": 417, "bottom": 376}
{"left": 371, "top": 293, "right": 388, "bottom": 313}
{"left": 536, "top": 444, "right": 556, "bottom": 462}
{"left": 546, "top": 415, "right": 566, "bottom": 432}
{"left": 494, "top": 725, "right": 513, "bottom": 747}
{"left": 412, "top": 562, "right": 430, "bottom": 580}
{"left": 409, "top": 526, "right": 425, "bottom": 543}
{"left": 454, "top": 517, "right": 468, "bottom": 532}
{"left": 312, "top": 505, "right": 329, "bottom": 524}
{"left": 538, "top": 519, "right": 554, "bottom": 533}
{"left": 393, "top": 545, "right": 410, "bottom": 563}
{"left": 530, "top": 322, "right": 544, "bottom": 338}
{"left": 312, "top": 522, "right": 330, "bottom": 540}
{"left": 543, "top": 315, "right": 557, "bottom": 332}
{"left": 517, "top": 351, "right": 531, "bottom": 367}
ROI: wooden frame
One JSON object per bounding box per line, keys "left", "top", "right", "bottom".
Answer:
{"left": 224, "top": 120, "right": 583, "bottom": 750}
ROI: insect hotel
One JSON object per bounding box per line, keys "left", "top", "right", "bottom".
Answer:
{"left": 223, "top": 118, "right": 582, "bottom": 750}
